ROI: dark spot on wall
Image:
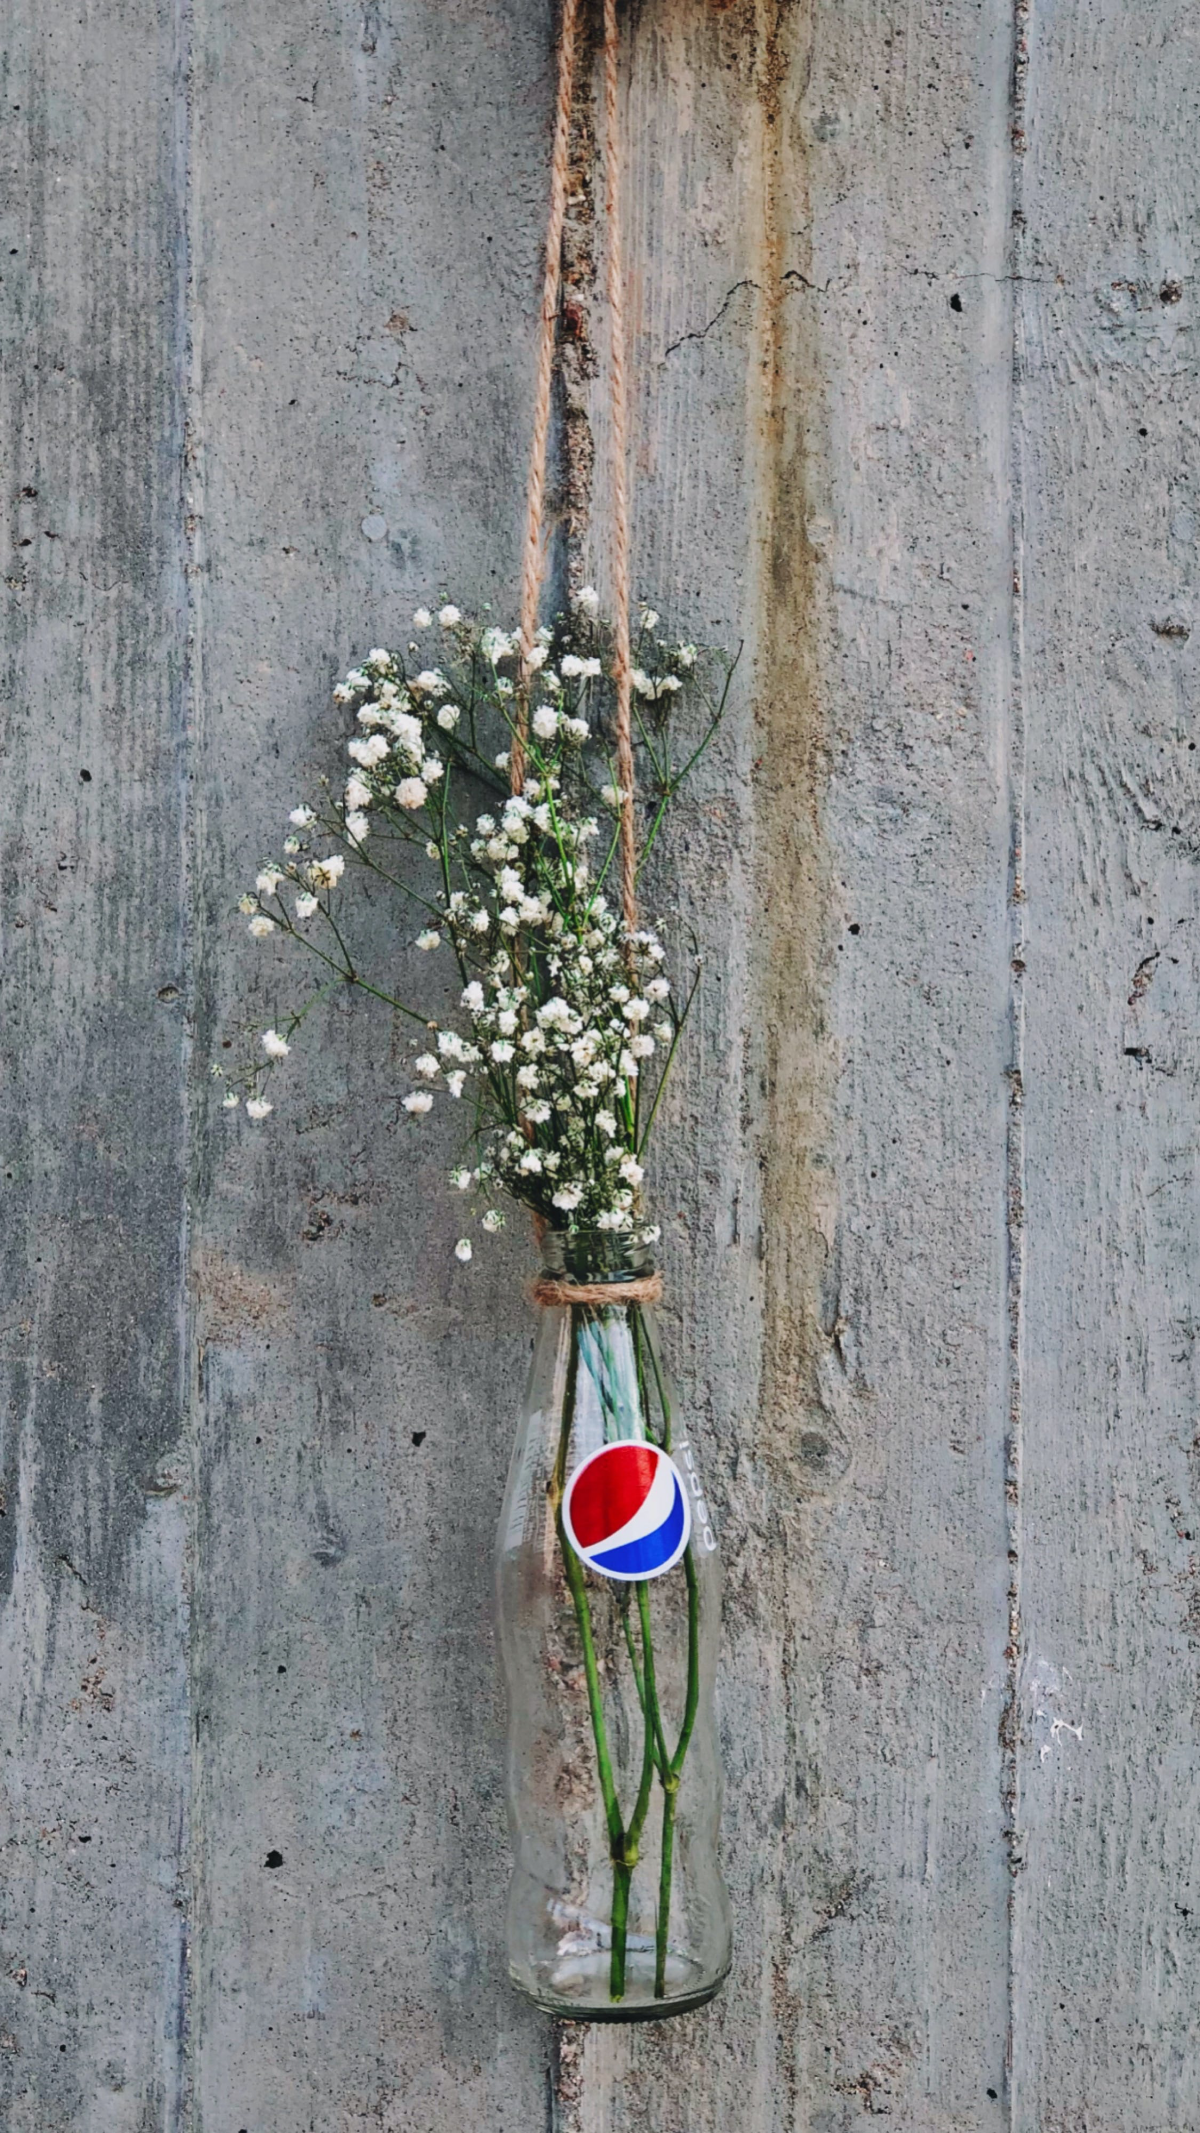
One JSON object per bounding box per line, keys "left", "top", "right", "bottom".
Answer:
{"left": 264, "top": 1850, "right": 284, "bottom": 1869}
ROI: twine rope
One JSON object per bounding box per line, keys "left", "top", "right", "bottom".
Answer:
{"left": 520, "top": 1, "right": 651, "bottom": 1295}
{"left": 513, "top": 0, "right": 639, "bottom": 942}
{"left": 512, "top": 0, "right": 582, "bottom": 796}
{"left": 531, "top": 1270, "right": 664, "bottom": 1309}
{"left": 602, "top": 0, "right": 637, "bottom": 936}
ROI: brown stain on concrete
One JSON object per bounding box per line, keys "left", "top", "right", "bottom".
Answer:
{"left": 747, "top": 0, "right": 837, "bottom": 1505}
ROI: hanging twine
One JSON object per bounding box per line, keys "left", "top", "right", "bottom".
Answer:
{"left": 513, "top": 0, "right": 581, "bottom": 797}
{"left": 513, "top": 0, "right": 639, "bottom": 944}
{"left": 601, "top": 0, "right": 638, "bottom": 939}
{"left": 519, "top": 0, "right": 649, "bottom": 1299}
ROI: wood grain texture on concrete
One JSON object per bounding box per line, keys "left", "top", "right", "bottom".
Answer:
{"left": 1, "top": 0, "right": 1197, "bottom": 2128}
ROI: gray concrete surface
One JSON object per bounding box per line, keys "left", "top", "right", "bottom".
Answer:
{"left": 2, "top": 0, "right": 1198, "bottom": 2126}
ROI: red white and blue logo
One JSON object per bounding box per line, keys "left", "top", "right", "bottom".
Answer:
{"left": 563, "top": 1441, "right": 691, "bottom": 1582}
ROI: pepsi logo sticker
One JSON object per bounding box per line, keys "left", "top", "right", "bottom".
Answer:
{"left": 563, "top": 1441, "right": 691, "bottom": 1582}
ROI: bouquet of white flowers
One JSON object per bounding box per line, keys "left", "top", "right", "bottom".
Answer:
{"left": 224, "top": 589, "right": 732, "bottom": 1260}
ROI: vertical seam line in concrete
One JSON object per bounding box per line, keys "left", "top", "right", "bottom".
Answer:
{"left": 174, "top": 0, "right": 201, "bottom": 2114}
{"left": 1004, "top": 0, "right": 1031, "bottom": 2124}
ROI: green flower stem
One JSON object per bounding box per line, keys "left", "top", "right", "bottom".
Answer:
{"left": 550, "top": 1311, "right": 629, "bottom": 1998}
{"left": 643, "top": 1330, "right": 703, "bottom": 1996}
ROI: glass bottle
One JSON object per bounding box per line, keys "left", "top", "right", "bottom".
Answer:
{"left": 496, "top": 1230, "right": 731, "bottom": 2021}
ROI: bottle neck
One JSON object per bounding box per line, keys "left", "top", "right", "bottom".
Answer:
{"left": 540, "top": 1228, "right": 656, "bottom": 1288}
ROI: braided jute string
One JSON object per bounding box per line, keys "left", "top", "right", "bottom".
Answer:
{"left": 601, "top": 0, "right": 637, "bottom": 936}
{"left": 520, "top": 1, "right": 651, "bottom": 1300}
{"left": 513, "top": 0, "right": 639, "bottom": 942}
{"left": 512, "top": 0, "right": 581, "bottom": 796}
{"left": 531, "top": 1270, "right": 664, "bottom": 1309}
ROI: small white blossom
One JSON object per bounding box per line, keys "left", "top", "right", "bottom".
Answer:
{"left": 574, "top": 584, "right": 600, "bottom": 618}
{"left": 641, "top": 608, "right": 659, "bottom": 630}
{"left": 450, "top": 1166, "right": 472, "bottom": 1190}
{"left": 532, "top": 705, "right": 558, "bottom": 741}
{"left": 551, "top": 1185, "right": 583, "bottom": 1211}
{"left": 646, "top": 975, "right": 670, "bottom": 1001}
{"left": 446, "top": 1070, "right": 466, "bottom": 1098}
{"left": 344, "top": 811, "right": 370, "bottom": 843}
{"left": 524, "top": 1100, "right": 551, "bottom": 1123}
{"left": 596, "top": 1110, "right": 617, "bottom": 1137}
{"left": 454, "top": 1238, "right": 473, "bottom": 1263}
{"left": 246, "top": 1096, "right": 273, "bottom": 1120}
{"left": 256, "top": 868, "right": 284, "bottom": 897}
{"left": 345, "top": 776, "right": 372, "bottom": 810}
{"left": 416, "top": 928, "right": 441, "bottom": 951}
{"left": 412, "top": 669, "right": 445, "bottom": 694}
{"left": 619, "top": 1154, "right": 644, "bottom": 1186}
{"left": 462, "top": 981, "right": 485, "bottom": 1012}
{"left": 403, "top": 1090, "right": 434, "bottom": 1115}
{"left": 289, "top": 806, "right": 315, "bottom": 827}
{"left": 394, "top": 777, "right": 428, "bottom": 810}
{"left": 295, "top": 893, "right": 318, "bottom": 919}
{"left": 654, "top": 1022, "right": 672, "bottom": 1046}
{"left": 491, "top": 1040, "right": 515, "bottom": 1062}
{"left": 564, "top": 718, "right": 589, "bottom": 743}
{"left": 494, "top": 750, "right": 510, "bottom": 771}
{"left": 414, "top": 1053, "right": 439, "bottom": 1079}
{"left": 261, "top": 1029, "right": 290, "bottom": 1059}
{"left": 436, "top": 703, "right": 459, "bottom": 730}
{"left": 525, "top": 643, "right": 548, "bottom": 670}
{"left": 623, "top": 997, "right": 650, "bottom": 1022}
{"left": 482, "top": 1209, "right": 504, "bottom": 1233}
{"left": 519, "top": 1149, "right": 543, "bottom": 1174}
{"left": 438, "top": 604, "right": 461, "bottom": 627}
{"left": 481, "top": 626, "right": 513, "bottom": 665}
{"left": 310, "top": 854, "right": 345, "bottom": 889}
{"left": 348, "top": 733, "right": 390, "bottom": 767}
{"left": 412, "top": 607, "right": 432, "bottom": 628}
{"left": 248, "top": 914, "right": 275, "bottom": 938}
{"left": 222, "top": 1089, "right": 240, "bottom": 1109}
{"left": 421, "top": 758, "right": 443, "bottom": 782}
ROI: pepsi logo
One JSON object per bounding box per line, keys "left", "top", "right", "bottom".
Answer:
{"left": 563, "top": 1441, "right": 691, "bottom": 1582}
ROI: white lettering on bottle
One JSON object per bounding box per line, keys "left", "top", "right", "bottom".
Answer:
{"left": 675, "top": 1441, "right": 718, "bottom": 1552}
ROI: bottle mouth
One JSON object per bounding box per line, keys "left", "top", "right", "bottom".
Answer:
{"left": 541, "top": 1227, "right": 656, "bottom": 1285}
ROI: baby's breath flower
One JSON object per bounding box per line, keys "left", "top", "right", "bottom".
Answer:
{"left": 482, "top": 1209, "right": 504, "bottom": 1233}
{"left": 256, "top": 868, "right": 284, "bottom": 897}
{"left": 416, "top": 928, "right": 441, "bottom": 951}
{"left": 394, "top": 777, "right": 428, "bottom": 810}
{"left": 454, "top": 1238, "right": 473, "bottom": 1263}
{"left": 438, "top": 604, "right": 461, "bottom": 626}
{"left": 412, "top": 607, "right": 432, "bottom": 628}
{"left": 248, "top": 914, "right": 275, "bottom": 938}
{"left": 289, "top": 806, "right": 315, "bottom": 827}
{"left": 450, "top": 1166, "right": 472, "bottom": 1189}
{"left": 246, "top": 1096, "right": 273, "bottom": 1120}
{"left": 403, "top": 1090, "right": 434, "bottom": 1115}
{"left": 574, "top": 584, "right": 600, "bottom": 617}
{"left": 414, "top": 1053, "right": 439, "bottom": 1079}
{"left": 345, "top": 811, "right": 370, "bottom": 843}
{"left": 436, "top": 703, "right": 459, "bottom": 730}
{"left": 295, "top": 893, "right": 318, "bottom": 919}
{"left": 446, "top": 1070, "right": 466, "bottom": 1098}
{"left": 222, "top": 1089, "right": 240, "bottom": 1109}
{"left": 261, "top": 1029, "right": 290, "bottom": 1059}
{"left": 310, "top": 854, "right": 345, "bottom": 889}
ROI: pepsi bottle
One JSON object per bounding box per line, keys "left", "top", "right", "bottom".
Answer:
{"left": 496, "top": 1230, "right": 731, "bottom": 2019}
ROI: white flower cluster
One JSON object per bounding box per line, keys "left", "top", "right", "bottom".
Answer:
{"left": 225, "top": 593, "right": 724, "bottom": 1261}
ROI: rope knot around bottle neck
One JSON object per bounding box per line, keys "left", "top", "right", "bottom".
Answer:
{"left": 530, "top": 1271, "right": 664, "bottom": 1308}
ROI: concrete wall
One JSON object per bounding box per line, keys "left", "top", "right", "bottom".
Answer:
{"left": 2, "top": 1, "right": 1198, "bottom": 2126}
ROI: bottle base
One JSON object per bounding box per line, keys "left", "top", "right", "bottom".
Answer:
{"left": 511, "top": 1959, "right": 729, "bottom": 2025}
